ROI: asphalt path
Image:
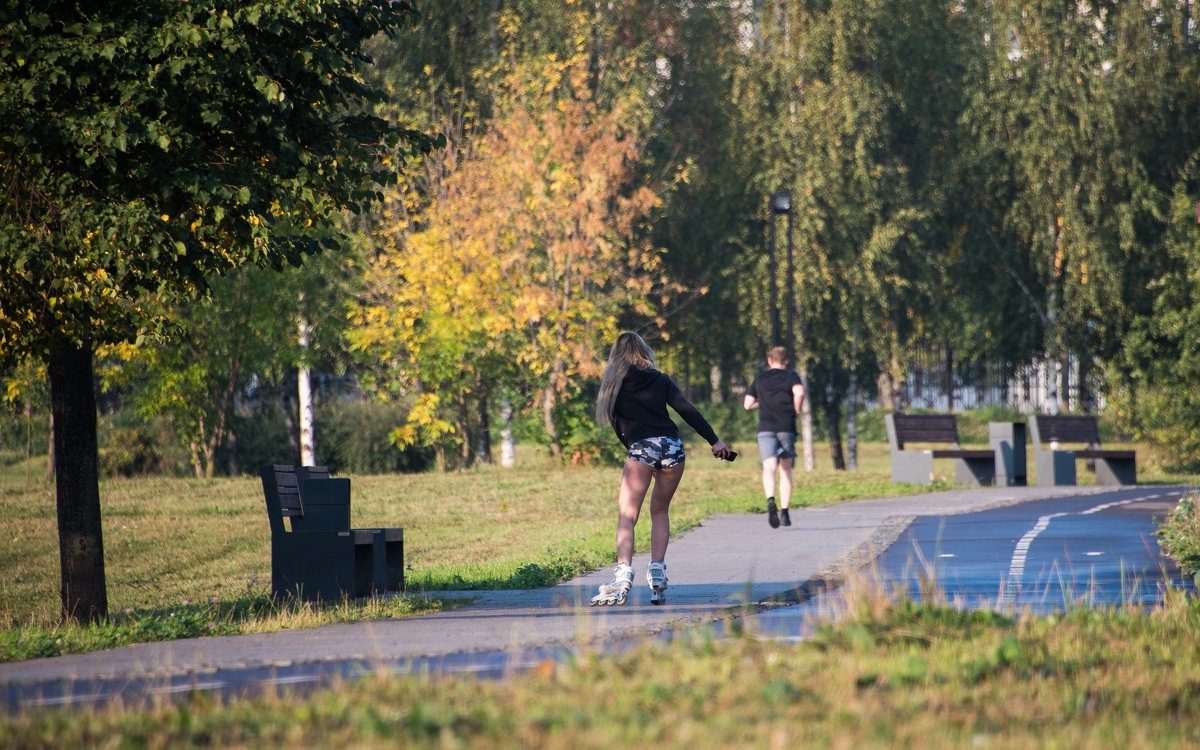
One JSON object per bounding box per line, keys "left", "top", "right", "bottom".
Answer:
{"left": 751, "top": 485, "right": 1193, "bottom": 640}
{"left": 877, "top": 487, "right": 1191, "bottom": 611}
{"left": 3, "top": 484, "right": 1192, "bottom": 713}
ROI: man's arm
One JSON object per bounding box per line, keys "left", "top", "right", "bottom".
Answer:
{"left": 792, "top": 383, "right": 804, "bottom": 416}
{"left": 743, "top": 393, "right": 759, "bottom": 411}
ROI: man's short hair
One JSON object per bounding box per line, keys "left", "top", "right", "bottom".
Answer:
{"left": 767, "top": 346, "right": 788, "bottom": 364}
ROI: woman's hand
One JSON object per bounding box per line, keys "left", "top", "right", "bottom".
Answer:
{"left": 711, "top": 440, "right": 734, "bottom": 460}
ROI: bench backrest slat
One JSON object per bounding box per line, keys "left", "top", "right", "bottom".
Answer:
{"left": 1029, "top": 415, "right": 1101, "bottom": 448}
{"left": 261, "top": 464, "right": 336, "bottom": 534}
{"left": 887, "top": 413, "right": 961, "bottom": 450}
{"left": 274, "top": 467, "right": 302, "bottom": 517}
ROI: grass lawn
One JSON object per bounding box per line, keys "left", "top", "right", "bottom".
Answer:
{"left": 2, "top": 434, "right": 1199, "bottom": 746}
{"left": 1, "top": 441, "right": 908, "bottom": 627}
{"left": 0, "top": 433, "right": 1190, "bottom": 662}
{"left": 3, "top": 589, "right": 1200, "bottom": 747}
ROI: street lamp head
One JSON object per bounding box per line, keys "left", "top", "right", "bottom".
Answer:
{"left": 770, "top": 192, "right": 792, "bottom": 215}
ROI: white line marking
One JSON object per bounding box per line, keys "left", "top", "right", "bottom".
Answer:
{"left": 1080, "top": 498, "right": 1139, "bottom": 515}
{"left": 264, "top": 675, "right": 320, "bottom": 686}
{"left": 1003, "top": 492, "right": 1172, "bottom": 606}
{"left": 147, "top": 680, "right": 228, "bottom": 695}
{"left": 22, "top": 692, "right": 107, "bottom": 707}
{"left": 1008, "top": 512, "right": 1067, "bottom": 588}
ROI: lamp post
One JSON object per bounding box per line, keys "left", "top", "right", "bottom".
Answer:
{"left": 768, "top": 203, "right": 779, "bottom": 347}
{"left": 769, "top": 192, "right": 793, "bottom": 360}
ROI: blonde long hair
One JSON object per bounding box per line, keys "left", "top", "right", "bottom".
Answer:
{"left": 595, "top": 332, "right": 656, "bottom": 425}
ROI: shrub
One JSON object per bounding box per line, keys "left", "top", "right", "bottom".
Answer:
{"left": 227, "top": 399, "right": 434, "bottom": 475}
{"left": 1156, "top": 492, "right": 1200, "bottom": 574}
{"left": 317, "top": 399, "right": 434, "bottom": 474}
{"left": 97, "top": 410, "right": 187, "bottom": 477}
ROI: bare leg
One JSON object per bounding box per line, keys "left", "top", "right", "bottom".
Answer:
{"left": 778, "top": 457, "right": 795, "bottom": 509}
{"left": 615, "top": 459, "right": 654, "bottom": 565}
{"left": 648, "top": 464, "right": 685, "bottom": 561}
{"left": 761, "top": 456, "right": 778, "bottom": 500}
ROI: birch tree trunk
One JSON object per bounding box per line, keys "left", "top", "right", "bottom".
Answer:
{"left": 298, "top": 314, "right": 315, "bottom": 467}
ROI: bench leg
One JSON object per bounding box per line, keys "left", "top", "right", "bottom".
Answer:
{"left": 274, "top": 534, "right": 356, "bottom": 603}
{"left": 891, "top": 451, "right": 934, "bottom": 485}
{"left": 1095, "top": 458, "right": 1136, "bottom": 485}
{"left": 955, "top": 458, "right": 995, "bottom": 487}
{"left": 385, "top": 537, "right": 404, "bottom": 593}
{"left": 354, "top": 531, "right": 388, "bottom": 597}
{"left": 1035, "top": 450, "right": 1076, "bottom": 487}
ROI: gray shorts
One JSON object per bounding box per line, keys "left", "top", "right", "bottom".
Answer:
{"left": 627, "top": 436, "right": 686, "bottom": 469}
{"left": 756, "top": 431, "right": 797, "bottom": 461}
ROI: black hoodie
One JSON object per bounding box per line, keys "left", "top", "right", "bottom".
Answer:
{"left": 610, "top": 366, "right": 720, "bottom": 449}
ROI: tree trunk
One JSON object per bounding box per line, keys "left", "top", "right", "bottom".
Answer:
{"left": 877, "top": 371, "right": 894, "bottom": 412}
{"left": 475, "top": 393, "right": 492, "bottom": 466}
{"left": 1078, "top": 350, "right": 1092, "bottom": 415}
{"left": 890, "top": 350, "right": 906, "bottom": 410}
{"left": 709, "top": 363, "right": 723, "bottom": 404}
{"left": 298, "top": 315, "right": 315, "bottom": 467}
{"left": 945, "top": 345, "right": 954, "bottom": 413}
{"left": 46, "top": 409, "right": 55, "bottom": 483}
{"left": 500, "top": 398, "right": 515, "bottom": 468}
{"left": 204, "top": 439, "right": 218, "bottom": 479}
{"left": 800, "top": 371, "right": 815, "bottom": 471}
{"left": 458, "top": 411, "right": 472, "bottom": 471}
{"left": 825, "top": 399, "right": 846, "bottom": 471}
{"left": 847, "top": 327, "right": 858, "bottom": 470}
{"left": 542, "top": 385, "right": 562, "bottom": 459}
{"left": 24, "top": 397, "right": 32, "bottom": 488}
{"left": 47, "top": 343, "right": 108, "bottom": 624}
{"left": 226, "top": 429, "right": 241, "bottom": 477}
{"left": 188, "top": 437, "right": 204, "bottom": 478}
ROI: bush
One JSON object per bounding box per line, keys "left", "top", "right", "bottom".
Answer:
{"left": 316, "top": 400, "right": 434, "bottom": 474}
{"left": 98, "top": 410, "right": 188, "bottom": 477}
{"left": 225, "top": 403, "right": 295, "bottom": 471}
{"left": 1157, "top": 492, "right": 1200, "bottom": 574}
{"left": 228, "top": 399, "right": 434, "bottom": 476}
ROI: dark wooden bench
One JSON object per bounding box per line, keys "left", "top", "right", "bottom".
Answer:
{"left": 884, "top": 413, "right": 995, "bottom": 486}
{"left": 1027, "top": 415, "right": 1136, "bottom": 486}
{"left": 260, "top": 465, "right": 404, "bottom": 602}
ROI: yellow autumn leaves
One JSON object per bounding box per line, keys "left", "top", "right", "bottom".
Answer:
{"left": 350, "top": 46, "right": 670, "bottom": 451}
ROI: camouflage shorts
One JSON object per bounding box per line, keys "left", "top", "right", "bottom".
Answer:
{"left": 627, "top": 436, "right": 686, "bottom": 469}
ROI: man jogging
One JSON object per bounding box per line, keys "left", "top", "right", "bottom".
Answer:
{"left": 743, "top": 346, "right": 805, "bottom": 528}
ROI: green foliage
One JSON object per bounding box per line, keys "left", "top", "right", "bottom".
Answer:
{"left": 506, "top": 548, "right": 596, "bottom": 589}
{"left": 0, "top": 0, "right": 438, "bottom": 621}
{"left": 98, "top": 411, "right": 188, "bottom": 478}
{"left": 317, "top": 400, "right": 435, "bottom": 474}
{"left": 91, "top": 396, "right": 433, "bottom": 478}
{"left": 1120, "top": 187, "right": 1200, "bottom": 468}
{"left": 0, "top": 0, "right": 435, "bottom": 363}
{"left": 1, "top": 598, "right": 237, "bottom": 662}
{"left": 1156, "top": 492, "right": 1200, "bottom": 574}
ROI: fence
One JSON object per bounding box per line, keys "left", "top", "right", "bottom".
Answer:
{"left": 885, "top": 348, "right": 1104, "bottom": 414}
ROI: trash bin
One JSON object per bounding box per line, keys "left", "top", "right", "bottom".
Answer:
{"left": 988, "top": 422, "right": 1027, "bottom": 487}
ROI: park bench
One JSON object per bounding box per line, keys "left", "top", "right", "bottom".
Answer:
{"left": 260, "top": 464, "right": 404, "bottom": 602}
{"left": 884, "top": 413, "right": 995, "bottom": 486}
{"left": 1027, "top": 414, "right": 1136, "bottom": 486}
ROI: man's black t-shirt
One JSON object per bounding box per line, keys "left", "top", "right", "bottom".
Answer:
{"left": 746, "top": 368, "right": 803, "bottom": 433}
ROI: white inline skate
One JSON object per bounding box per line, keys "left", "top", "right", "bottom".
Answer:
{"left": 590, "top": 562, "right": 634, "bottom": 606}
{"left": 646, "top": 561, "right": 668, "bottom": 605}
